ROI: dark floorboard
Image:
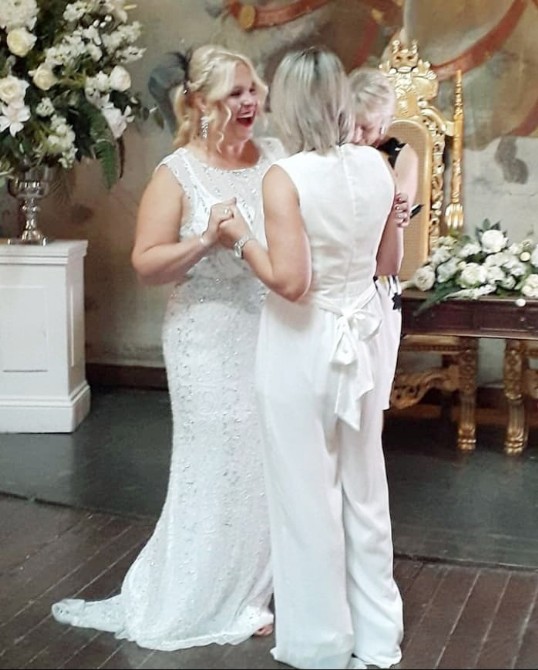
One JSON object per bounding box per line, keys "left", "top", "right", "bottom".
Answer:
{"left": 0, "top": 496, "right": 537, "bottom": 669}
{"left": 1, "top": 387, "right": 538, "bottom": 668}
{"left": 1, "top": 387, "right": 537, "bottom": 569}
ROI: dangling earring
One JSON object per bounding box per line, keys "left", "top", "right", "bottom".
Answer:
{"left": 379, "top": 124, "right": 387, "bottom": 137}
{"left": 200, "top": 114, "right": 209, "bottom": 140}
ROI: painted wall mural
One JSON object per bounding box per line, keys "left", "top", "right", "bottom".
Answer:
{"left": 3, "top": 0, "right": 535, "bottom": 385}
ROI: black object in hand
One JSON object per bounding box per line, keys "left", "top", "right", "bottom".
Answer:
{"left": 410, "top": 203, "right": 423, "bottom": 219}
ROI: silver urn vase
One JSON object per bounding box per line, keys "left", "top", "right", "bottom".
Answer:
{"left": 8, "top": 166, "right": 54, "bottom": 245}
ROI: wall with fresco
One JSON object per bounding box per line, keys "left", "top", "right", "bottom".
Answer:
{"left": 2, "top": 0, "right": 537, "bottom": 386}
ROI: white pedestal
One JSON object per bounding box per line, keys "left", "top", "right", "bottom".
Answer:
{"left": 0, "top": 240, "right": 90, "bottom": 433}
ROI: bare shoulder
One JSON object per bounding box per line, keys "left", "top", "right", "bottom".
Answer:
{"left": 263, "top": 163, "right": 297, "bottom": 199}
{"left": 143, "top": 163, "right": 185, "bottom": 198}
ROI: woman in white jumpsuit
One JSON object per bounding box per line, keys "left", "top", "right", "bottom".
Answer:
{"left": 349, "top": 66, "right": 419, "bottom": 409}
{"left": 218, "top": 47, "right": 404, "bottom": 669}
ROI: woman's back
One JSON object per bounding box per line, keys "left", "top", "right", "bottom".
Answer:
{"left": 274, "top": 144, "right": 394, "bottom": 304}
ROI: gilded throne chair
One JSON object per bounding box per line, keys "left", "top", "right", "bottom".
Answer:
{"left": 379, "top": 38, "right": 478, "bottom": 452}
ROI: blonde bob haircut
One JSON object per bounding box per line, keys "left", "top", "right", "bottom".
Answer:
{"left": 348, "top": 67, "right": 396, "bottom": 130}
{"left": 173, "top": 44, "right": 268, "bottom": 149}
{"left": 270, "top": 47, "right": 355, "bottom": 154}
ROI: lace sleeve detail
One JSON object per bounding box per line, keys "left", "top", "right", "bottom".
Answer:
{"left": 155, "top": 150, "right": 198, "bottom": 233}
{"left": 157, "top": 151, "right": 193, "bottom": 195}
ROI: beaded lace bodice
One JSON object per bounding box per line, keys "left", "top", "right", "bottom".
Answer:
{"left": 160, "top": 137, "right": 283, "bottom": 282}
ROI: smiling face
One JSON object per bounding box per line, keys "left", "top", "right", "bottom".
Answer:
{"left": 221, "top": 62, "right": 261, "bottom": 141}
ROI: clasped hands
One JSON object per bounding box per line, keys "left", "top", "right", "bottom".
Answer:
{"left": 202, "top": 198, "right": 250, "bottom": 250}
{"left": 202, "top": 192, "right": 410, "bottom": 250}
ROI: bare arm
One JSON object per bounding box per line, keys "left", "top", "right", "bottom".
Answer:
{"left": 375, "top": 212, "right": 404, "bottom": 277}
{"left": 218, "top": 165, "right": 312, "bottom": 302}
{"left": 375, "top": 155, "right": 404, "bottom": 277}
{"left": 131, "top": 166, "right": 228, "bottom": 286}
{"left": 375, "top": 144, "right": 419, "bottom": 276}
{"left": 394, "top": 143, "right": 419, "bottom": 206}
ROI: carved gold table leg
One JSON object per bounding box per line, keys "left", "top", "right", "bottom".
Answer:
{"left": 457, "top": 337, "right": 478, "bottom": 451}
{"left": 504, "top": 339, "right": 529, "bottom": 455}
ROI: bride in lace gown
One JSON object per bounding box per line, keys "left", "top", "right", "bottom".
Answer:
{"left": 51, "top": 45, "right": 285, "bottom": 650}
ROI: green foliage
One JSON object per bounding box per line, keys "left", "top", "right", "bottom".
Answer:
{"left": 0, "top": 0, "right": 147, "bottom": 188}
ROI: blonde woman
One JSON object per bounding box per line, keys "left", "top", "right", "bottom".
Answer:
{"left": 52, "top": 44, "right": 284, "bottom": 649}
{"left": 349, "top": 66, "right": 418, "bottom": 408}
{"left": 219, "top": 47, "right": 403, "bottom": 669}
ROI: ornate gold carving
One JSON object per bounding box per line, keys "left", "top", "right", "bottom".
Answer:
{"left": 390, "top": 365, "right": 459, "bottom": 409}
{"left": 456, "top": 337, "right": 478, "bottom": 452}
{"left": 379, "top": 37, "right": 462, "bottom": 251}
{"left": 381, "top": 39, "right": 472, "bottom": 452}
{"left": 504, "top": 339, "right": 529, "bottom": 455}
{"left": 380, "top": 40, "right": 438, "bottom": 114}
{"left": 445, "top": 70, "right": 464, "bottom": 233}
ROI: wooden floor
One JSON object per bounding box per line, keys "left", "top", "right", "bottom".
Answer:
{"left": 0, "top": 495, "right": 537, "bottom": 669}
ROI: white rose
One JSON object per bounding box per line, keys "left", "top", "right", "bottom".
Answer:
{"left": 436, "top": 258, "right": 459, "bottom": 283}
{"left": 484, "top": 252, "right": 506, "bottom": 267}
{"left": 509, "top": 243, "right": 523, "bottom": 256}
{"left": 430, "top": 247, "right": 452, "bottom": 268}
{"left": 486, "top": 266, "right": 505, "bottom": 285}
{"left": 412, "top": 265, "right": 436, "bottom": 292}
{"left": 531, "top": 246, "right": 538, "bottom": 268}
{"left": 457, "top": 242, "right": 481, "bottom": 259}
{"left": 0, "top": 75, "right": 29, "bottom": 105}
{"left": 32, "top": 64, "right": 57, "bottom": 91}
{"left": 504, "top": 258, "right": 526, "bottom": 277}
{"left": 7, "top": 28, "right": 36, "bottom": 57}
{"left": 520, "top": 251, "right": 531, "bottom": 262}
{"left": 109, "top": 65, "right": 131, "bottom": 92}
{"left": 521, "top": 274, "right": 538, "bottom": 299}
{"left": 500, "top": 275, "right": 516, "bottom": 290}
{"left": 481, "top": 229, "right": 507, "bottom": 254}
{"left": 457, "top": 263, "right": 488, "bottom": 289}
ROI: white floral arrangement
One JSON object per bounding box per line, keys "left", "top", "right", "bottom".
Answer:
{"left": 407, "top": 219, "right": 538, "bottom": 311}
{"left": 0, "top": 0, "right": 147, "bottom": 187}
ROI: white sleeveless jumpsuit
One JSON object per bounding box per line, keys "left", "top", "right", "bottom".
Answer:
{"left": 255, "top": 144, "right": 403, "bottom": 669}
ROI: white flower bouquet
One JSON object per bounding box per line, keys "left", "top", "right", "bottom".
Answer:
{"left": 408, "top": 219, "right": 538, "bottom": 312}
{"left": 0, "top": 0, "right": 147, "bottom": 187}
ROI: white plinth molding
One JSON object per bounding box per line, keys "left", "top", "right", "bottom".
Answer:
{"left": 0, "top": 240, "right": 90, "bottom": 433}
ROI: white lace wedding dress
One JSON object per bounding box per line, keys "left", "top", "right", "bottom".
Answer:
{"left": 51, "top": 137, "right": 285, "bottom": 650}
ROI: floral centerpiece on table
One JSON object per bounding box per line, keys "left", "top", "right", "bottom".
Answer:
{"left": 407, "top": 219, "right": 538, "bottom": 312}
{"left": 0, "top": 0, "right": 147, "bottom": 188}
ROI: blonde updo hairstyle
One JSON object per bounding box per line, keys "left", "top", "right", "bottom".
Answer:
{"left": 173, "top": 44, "right": 268, "bottom": 150}
{"left": 348, "top": 67, "right": 396, "bottom": 131}
{"left": 270, "top": 47, "right": 355, "bottom": 154}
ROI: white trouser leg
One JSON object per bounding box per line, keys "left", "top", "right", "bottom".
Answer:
{"left": 258, "top": 383, "right": 355, "bottom": 669}
{"left": 256, "top": 295, "right": 401, "bottom": 669}
{"left": 375, "top": 276, "right": 402, "bottom": 409}
{"left": 340, "top": 386, "right": 403, "bottom": 668}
